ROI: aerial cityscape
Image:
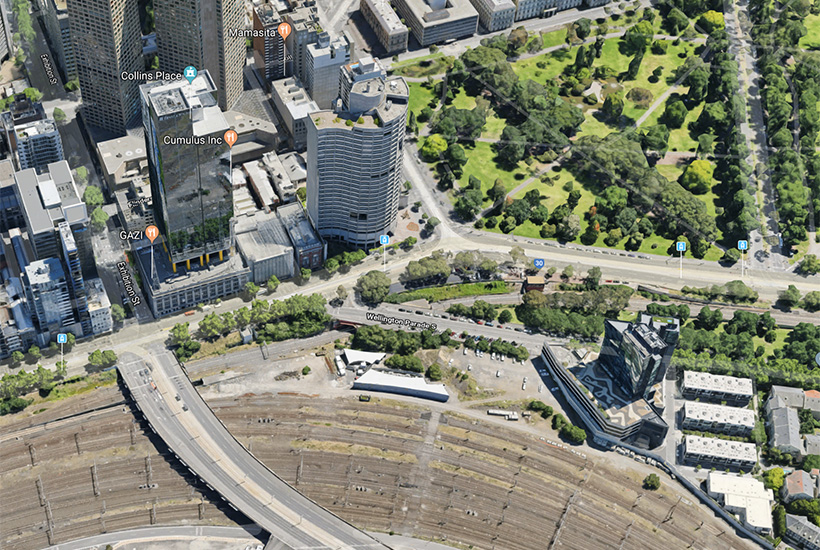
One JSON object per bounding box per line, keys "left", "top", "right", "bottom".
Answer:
{"left": 0, "top": 0, "right": 819, "bottom": 549}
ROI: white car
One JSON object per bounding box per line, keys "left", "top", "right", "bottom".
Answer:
{"left": 522, "top": 383, "right": 527, "bottom": 391}
{"left": 463, "top": 348, "right": 467, "bottom": 355}
{"left": 523, "top": 377, "right": 528, "bottom": 384}
{"left": 467, "top": 364, "right": 472, "bottom": 371}
{"left": 496, "top": 370, "right": 501, "bottom": 377}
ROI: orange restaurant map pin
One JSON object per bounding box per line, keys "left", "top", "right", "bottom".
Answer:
{"left": 224, "top": 129, "right": 238, "bottom": 148}
{"left": 278, "top": 22, "right": 292, "bottom": 40}
{"left": 145, "top": 225, "right": 159, "bottom": 243}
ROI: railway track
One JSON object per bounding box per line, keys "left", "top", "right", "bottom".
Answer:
{"left": 2, "top": 393, "right": 757, "bottom": 550}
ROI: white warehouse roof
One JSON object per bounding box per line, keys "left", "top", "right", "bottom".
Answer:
{"left": 707, "top": 472, "right": 774, "bottom": 533}
{"left": 353, "top": 369, "right": 449, "bottom": 402}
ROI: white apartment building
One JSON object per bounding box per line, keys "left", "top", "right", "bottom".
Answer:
{"left": 681, "top": 401, "right": 756, "bottom": 436}
{"left": 306, "top": 60, "right": 408, "bottom": 248}
{"left": 305, "top": 33, "right": 352, "bottom": 109}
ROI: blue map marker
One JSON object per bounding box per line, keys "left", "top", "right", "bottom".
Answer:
{"left": 183, "top": 66, "right": 197, "bottom": 83}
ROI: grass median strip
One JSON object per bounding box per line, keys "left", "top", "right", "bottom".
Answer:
{"left": 385, "top": 281, "right": 513, "bottom": 304}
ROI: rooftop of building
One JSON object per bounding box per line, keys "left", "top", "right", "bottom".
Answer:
{"left": 707, "top": 472, "right": 773, "bottom": 532}
{"left": 141, "top": 72, "right": 228, "bottom": 136}
{"left": 362, "top": 0, "right": 408, "bottom": 33}
{"left": 271, "top": 77, "right": 320, "bottom": 120}
{"left": 1, "top": 95, "right": 45, "bottom": 129}
{"left": 307, "top": 32, "right": 350, "bottom": 58}
{"left": 0, "top": 159, "right": 14, "bottom": 187}
{"left": 399, "top": 0, "right": 478, "bottom": 25}
{"left": 24, "top": 257, "right": 64, "bottom": 285}
{"left": 806, "top": 434, "right": 820, "bottom": 455}
{"left": 276, "top": 202, "right": 322, "bottom": 250}
{"left": 279, "top": 151, "right": 307, "bottom": 182}
{"left": 86, "top": 277, "right": 111, "bottom": 310}
{"left": 685, "top": 435, "right": 757, "bottom": 462}
{"left": 353, "top": 368, "right": 449, "bottom": 400}
{"left": 134, "top": 240, "right": 249, "bottom": 295}
{"left": 683, "top": 401, "right": 756, "bottom": 427}
{"left": 479, "top": 0, "right": 516, "bottom": 12}
{"left": 787, "top": 514, "right": 820, "bottom": 543}
{"left": 255, "top": 2, "right": 283, "bottom": 25}
{"left": 770, "top": 406, "right": 803, "bottom": 449}
{"left": 682, "top": 371, "right": 754, "bottom": 396}
{"left": 96, "top": 135, "right": 147, "bottom": 177}
{"left": 313, "top": 76, "right": 408, "bottom": 128}
{"left": 784, "top": 469, "right": 814, "bottom": 496}
{"left": 14, "top": 161, "right": 85, "bottom": 234}
{"left": 15, "top": 118, "right": 59, "bottom": 139}
{"left": 286, "top": 3, "right": 320, "bottom": 30}
{"left": 235, "top": 211, "right": 294, "bottom": 262}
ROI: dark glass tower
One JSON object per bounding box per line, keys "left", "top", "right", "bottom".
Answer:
{"left": 140, "top": 70, "right": 233, "bottom": 267}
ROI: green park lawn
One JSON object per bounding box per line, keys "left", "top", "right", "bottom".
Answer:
{"left": 407, "top": 81, "right": 436, "bottom": 120}
{"left": 799, "top": 14, "right": 820, "bottom": 50}
{"left": 391, "top": 54, "right": 453, "bottom": 78}
{"left": 655, "top": 163, "right": 684, "bottom": 182}
{"left": 620, "top": 40, "right": 697, "bottom": 121}
{"left": 451, "top": 89, "right": 506, "bottom": 140}
{"left": 512, "top": 46, "right": 576, "bottom": 83}
{"left": 481, "top": 166, "right": 723, "bottom": 260}
{"left": 639, "top": 100, "right": 704, "bottom": 151}
{"left": 542, "top": 28, "right": 568, "bottom": 48}
{"left": 457, "top": 142, "right": 532, "bottom": 197}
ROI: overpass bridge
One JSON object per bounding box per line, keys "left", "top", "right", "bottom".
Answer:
{"left": 118, "top": 345, "right": 392, "bottom": 550}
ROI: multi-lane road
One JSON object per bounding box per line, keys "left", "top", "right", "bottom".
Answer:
{"left": 118, "top": 345, "right": 392, "bottom": 550}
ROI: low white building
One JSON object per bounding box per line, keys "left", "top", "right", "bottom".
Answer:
{"left": 707, "top": 472, "right": 774, "bottom": 535}
{"left": 86, "top": 278, "right": 112, "bottom": 335}
{"left": 353, "top": 369, "right": 449, "bottom": 402}
{"left": 683, "top": 435, "right": 757, "bottom": 469}
{"left": 681, "top": 371, "right": 753, "bottom": 404}
{"left": 681, "top": 401, "right": 755, "bottom": 436}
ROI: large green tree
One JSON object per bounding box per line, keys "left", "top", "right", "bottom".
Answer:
{"left": 356, "top": 271, "right": 391, "bottom": 304}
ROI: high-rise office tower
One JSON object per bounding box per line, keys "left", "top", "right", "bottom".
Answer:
{"left": 58, "top": 221, "right": 91, "bottom": 336}
{"left": 140, "top": 70, "right": 233, "bottom": 268}
{"left": 599, "top": 314, "right": 680, "bottom": 399}
{"left": 253, "top": 3, "right": 287, "bottom": 89}
{"left": 155, "top": 0, "right": 244, "bottom": 111}
{"left": 305, "top": 33, "right": 352, "bottom": 109}
{"left": 0, "top": 1, "right": 12, "bottom": 63}
{"left": 306, "top": 58, "right": 408, "bottom": 248}
{"left": 14, "top": 161, "right": 89, "bottom": 263}
{"left": 68, "top": 0, "right": 143, "bottom": 135}
{"left": 24, "top": 258, "right": 74, "bottom": 335}
{"left": 285, "top": 3, "right": 321, "bottom": 83}
{"left": 42, "top": 0, "right": 76, "bottom": 80}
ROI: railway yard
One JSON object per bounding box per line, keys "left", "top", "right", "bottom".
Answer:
{"left": 0, "top": 379, "right": 759, "bottom": 550}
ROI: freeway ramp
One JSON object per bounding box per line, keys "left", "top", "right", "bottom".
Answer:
{"left": 118, "top": 347, "right": 391, "bottom": 550}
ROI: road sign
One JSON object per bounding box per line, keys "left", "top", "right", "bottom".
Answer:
{"left": 676, "top": 241, "right": 687, "bottom": 252}
{"left": 57, "top": 333, "right": 67, "bottom": 344}
{"left": 379, "top": 235, "right": 390, "bottom": 246}
{"left": 533, "top": 259, "right": 545, "bottom": 269}
{"left": 738, "top": 240, "right": 748, "bottom": 251}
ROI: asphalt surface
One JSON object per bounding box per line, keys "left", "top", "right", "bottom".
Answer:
{"left": 42, "top": 526, "right": 265, "bottom": 550}
{"left": 118, "top": 345, "right": 391, "bottom": 550}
